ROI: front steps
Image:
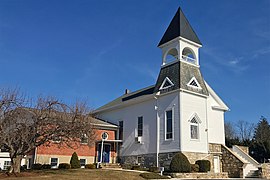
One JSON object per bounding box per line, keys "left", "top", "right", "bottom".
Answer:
{"left": 231, "top": 145, "right": 260, "bottom": 178}
{"left": 246, "top": 170, "right": 259, "bottom": 178}
{"left": 100, "top": 163, "right": 122, "bottom": 169}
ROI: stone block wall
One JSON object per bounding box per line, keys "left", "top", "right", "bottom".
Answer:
{"left": 170, "top": 172, "right": 228, "bottom": 179}
{"left": 221, "top": 145, "right": 244, "bottom": 178}
{"left": 121, "top": 153, "right": 157, "bottom": 167}
{"left": 260, "top": 163, "right": 270, "bottom": 179}
{"left": 121, "top": 144, "right": 224, "bottom": 173}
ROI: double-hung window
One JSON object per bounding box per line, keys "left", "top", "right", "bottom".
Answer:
{"left": 50, "top": 158, "right": 58, "bottom": 168}
{"left": 3, "top": 161, "right": 11, "bottom": 170}
{"left": 138, "top": 116, "right": 143, "bottom": 137}
{"left": 165, "top": 110, "right": 173, "bottom": 140}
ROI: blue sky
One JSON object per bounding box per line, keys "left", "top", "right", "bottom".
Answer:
{"left": 0, "top": 0, "right": 269, "bottom": 125}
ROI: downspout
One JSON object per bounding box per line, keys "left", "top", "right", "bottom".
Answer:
{"left": 205, "top": 98, "right": 209, "bottom": 153}
{"left": 34, "top": 147, "right": 37, "bottom": 164}
{"left": 179, "top": 91, "right": 182, "bottom": 151}
{"left": 154, "top": 93, "right": 160, "bottom": 167}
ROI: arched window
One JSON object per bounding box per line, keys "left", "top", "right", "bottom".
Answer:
{"left": 189, "top": 113, "right": 201, "bottom": 140}
{"left": 182, "top": 47, "right": 196, "bottom": 64}
{"left": 164, "top": 48, "right": 178, "bottom": 64}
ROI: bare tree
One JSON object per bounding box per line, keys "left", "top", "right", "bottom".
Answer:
{"left": 236, "top": 120, "right": 254, "bottom": 142}
{"left": 0, "top": 88, "right": 96, "bottom": 173}
{"left": 224, "top": 121, "right": 236, "bottom": 140}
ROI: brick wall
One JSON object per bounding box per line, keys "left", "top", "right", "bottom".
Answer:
{"left": 36, "top": 129, "right": 116, "bottom": 164}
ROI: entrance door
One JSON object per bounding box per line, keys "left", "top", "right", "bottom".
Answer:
{"left": 98, "top": 144, "right": 111, "bottom": 163}
{"left": 213, "top": 156, "right": 220, "bottom": 173}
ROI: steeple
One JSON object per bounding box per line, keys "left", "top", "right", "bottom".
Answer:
{"left": 158, "top": 7, "right": 202, "bottom": 47}
{"left": 154, "top": 7, "right": 208, "bottom": 96}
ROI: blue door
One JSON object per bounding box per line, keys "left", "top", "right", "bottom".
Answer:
{"left": 98, "top": 144, "right": 110, "bottom": 163}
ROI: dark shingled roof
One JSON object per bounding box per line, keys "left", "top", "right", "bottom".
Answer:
{"left": 95, "top": 85, "right": 155, "bottom": 111}
{"left": 158, "top": 7, "right": 202, "bottom": 46}
{"left": 154, "top": 61, "right": 208, "bottom": 96}
{"left": 154, "top": 61, "right": 180, "bottom": 93}
{"left": 96, "top": 61, "right": 208, "bottom": 112}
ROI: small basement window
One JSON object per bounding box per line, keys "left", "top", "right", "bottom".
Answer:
{"left": 80, "top": 159, "right": 86, "bottom": 168}
{"left": 50, "top": 158, "right": 58, "bottom": 168}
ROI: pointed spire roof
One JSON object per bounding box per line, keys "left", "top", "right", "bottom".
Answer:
{"left": 158, "top": 7, "right": 202, "bottom": 47}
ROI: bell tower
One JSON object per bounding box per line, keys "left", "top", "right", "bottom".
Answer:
{"left": 154, "top": 7, "right": 208, "bottom": 96}
{"left": 158, "top": 7, "right": 202, "bottom": 67}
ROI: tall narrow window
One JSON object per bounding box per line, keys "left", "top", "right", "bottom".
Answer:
{"left": 190, "top": 117, "right": 199, "bottom": 139}
{"left": 138, "top": 116, "right": 143, "bottom": 137}
{"left": 166, "top": 110, "right": 173, "bottom": 139}
{"left": 119, "top": 121, "right": 123, "bottom": 140}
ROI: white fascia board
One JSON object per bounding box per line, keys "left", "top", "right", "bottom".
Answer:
{"left": 91, "top": 123, "right": 118, "bottom": 129}
{"left": 180, "top": 88, "right": 208, "bottom": 98}
{"left": 204, "top": 81, "right": 229, "bottom": 111}
{"left": 179, "top": 37, "right": 202, "bottom": 48}
{"left": 158, "top": 37, "right": 202, "bottom": 48}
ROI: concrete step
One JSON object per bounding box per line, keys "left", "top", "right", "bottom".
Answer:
{"left": 100, "top": 163, "right": 122, "bottom": 169}
{"left": 246, "top": 170, "right": 259, "bottom": 178}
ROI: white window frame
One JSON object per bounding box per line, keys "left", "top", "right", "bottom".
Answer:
{"left": 187, "top": 77, "right": 202, "bottom": 89}
{"left": 159, "top": 77, "right": 174, "bottom": 90}
{"left": 81, "top": 134, "right": 88, "bottom": 144}
{"left": 165, "top": 108, "right": 174, "bottom": 141}
{"left": 188, "top": 113, "right": 201, "bottom": 140}
{"left": 3, "top": 161, "right": 11, "bottom": 170}
{"left": 50, "top": 157, "right": 58, "bottom": 168}
{"left": 80, "top": 158, "right": 87, "bottom": 168}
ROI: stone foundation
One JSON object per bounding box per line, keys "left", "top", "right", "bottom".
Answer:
{"left": 120, "top": 153, "right": 157, "bottom": 167}
{"left": 121, "top": 143, "right": 223, "bottom": 173}
{"left": 221, "top": 145, "right": 244, "bottom": 178}
{"left": 169, "top": 172, "right": 228, "bottom": 179}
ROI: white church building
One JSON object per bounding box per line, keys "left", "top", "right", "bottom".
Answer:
{"left": 94, "top": 8, "right": 259, "bottom": 177}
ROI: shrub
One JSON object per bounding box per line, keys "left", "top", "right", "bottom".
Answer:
{"left": 169, "top": 152, "right": 191, "bottom": 173}
{"left": 70, "top": 152, "right": 80, "bottom": 169}
{"left": 41, "top": 164, "right": 51, "bottom": 169}
{"left": 139, "top": 172, "right": 169, "bottom": 179}
{"left": 191, "top": 164, "right": 199, "bottom": 172}
{"left": 121, "top": 164, "right": 133, "bottom": 169}
{"left": 58, "top": 163, "right": 71, "bottom": 169}
{"left": 20, "top": 165, "right": 27, "bottom": 171}
{"left": 85, "top": 164, "right": 96, "bottom": 169}
{"left": 195, "top": 160, "right": 210, "bottom": 172}
{"left": 131, "top": 165, "right": 141, "bottom": 170}
{"left": 31, "top": 163, "right": 42, "bottom": 170}
{"left": 149, "top": 166, "right": 160, "bottom": 173}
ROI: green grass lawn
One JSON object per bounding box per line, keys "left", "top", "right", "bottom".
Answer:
{"left": 1, "top": 169, "right": 145, "bottom": 180}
